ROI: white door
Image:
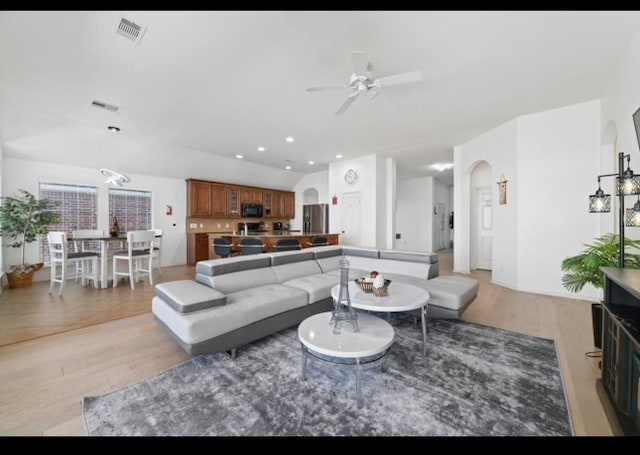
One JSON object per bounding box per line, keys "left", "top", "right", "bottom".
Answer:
{"left": 476, "top": 187, "right": 492, "bottom": 270}
{"left": 341, "top": 192, "right": 362, "bottom": 246}
{"left": 435, "top": 202, "right": 446, "bottom": 250}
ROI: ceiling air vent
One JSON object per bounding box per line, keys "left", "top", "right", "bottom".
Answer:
{"left": 115, "top": 17, "right": 147, "bottom": 44}
{"left": 91, "top": 100, "right": 119, "bottom": 112}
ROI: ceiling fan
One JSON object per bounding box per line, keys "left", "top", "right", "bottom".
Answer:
{"left": 306, "top": 51, "right": 423, "bottom": 115}
{"left": 100, "top": 168, "right": 130, "bottom": 187}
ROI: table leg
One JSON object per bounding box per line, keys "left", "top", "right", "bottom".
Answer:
{"left": 100, "top": 240, "right": 108, "bottom": 289}
{"left": 421, "top": 305, "right": 427, "bottom": 357}
{"left": 301, "top": 345, "right": 307, "bottom": 381}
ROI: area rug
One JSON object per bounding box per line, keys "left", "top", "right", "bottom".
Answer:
{"left": 82, "top": 317, "right": 573, "bottom": 436}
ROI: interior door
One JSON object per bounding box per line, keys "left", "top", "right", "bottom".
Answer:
{"left": 435, "top": 202, "right": 446, "bottom": 250}
{"left": 476, "top": 186, "right": 492, "bottom": 270}
{"left": 341, "top": 192, "right": 361, "bottom": 246}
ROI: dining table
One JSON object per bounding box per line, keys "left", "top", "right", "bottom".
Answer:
{"left": 67, "top": 233, "right": 161, "bottom": 289}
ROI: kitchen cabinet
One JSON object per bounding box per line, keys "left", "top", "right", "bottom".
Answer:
{"left": 186, "top": 179, "right": 295, "bottom": 220}
{"left": 187, "top": 233, "right": 210, "bottom": 265}
{"left": 187, "top": 180, "right": 211, "bottom": 217}
{"left": 210, "top": 184, "right": 226, "bottom": 217}
{"left": 282, "top": 191, "right": 295, "bottom": 218}
{"left": 263, "top": 191, "right": 274, "bottom": 217}
{"left": 226, "top": 187, "right": 240, "bottom": 217}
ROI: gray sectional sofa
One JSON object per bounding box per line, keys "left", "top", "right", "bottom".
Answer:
{"left": 152, "top": 245, "right": 478, "bottom": 356}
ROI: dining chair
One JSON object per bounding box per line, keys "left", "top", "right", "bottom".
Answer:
{"left": 274, "top": 238, "right": 302, "bottom": 252}
{"left": 213, "top": 237, "right": 232, "bottom": 258}
{"left": 72, "top": 229, "right": 105, "bottom": 281}
{"left": 239, "top": 237, "right": 265, "bottom": 255}
{"left": 112, "top": 230, "right": 155, "bottom": 289}
{"left": 47, "top": 231, "right": 99, "bottom": 296}
{"left": 147, "top": 228, "right": 163, "bottom": 275}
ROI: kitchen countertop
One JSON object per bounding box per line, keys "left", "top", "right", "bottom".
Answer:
{"left": 223, "top": 232, "right": 339, "bottom": 237}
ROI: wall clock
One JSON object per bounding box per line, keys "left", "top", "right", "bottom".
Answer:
{"left": 344, "top": 169, "right": 359, "bottom": 185}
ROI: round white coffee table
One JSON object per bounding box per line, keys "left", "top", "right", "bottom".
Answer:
{"left": 298, "top": 311, "right": 394, "bottom": 407}
{"left": 331, "top": 281, "right": 430, "bottom": 356}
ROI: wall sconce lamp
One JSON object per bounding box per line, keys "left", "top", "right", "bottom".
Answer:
{"left": 589, "top": 152, "right": 640, "bottom": 267}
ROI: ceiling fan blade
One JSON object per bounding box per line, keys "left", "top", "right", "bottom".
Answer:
{"left": 352, "top": 51, "right": 368, "bottom": 76}
{"left": 335, "top": 94, "right": 358, "bottom": 116}
{"left": 306, "top": 86, "right": 345, "bottom": 92}
{"left": 376, "top": 70, "right": 423, "bottom": 87}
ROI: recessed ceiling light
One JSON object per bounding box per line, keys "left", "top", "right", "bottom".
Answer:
{"left": 308, "top": 160, "right": 315, "bottom": 165}
{"left": 107, "top": 126, "right": 120, "bottom": 132}
{"left": 430, "top": 163, "right": 454, "bottom": 172}
{"left": 286, "top": 136, "right": 294, "bottom": 143}
{"left": 285, "top": 165, "right": 292, "bottom": 170}
{"left": 236, "top": 154, "right": 244, "bottom": 159}
{"left": 336, "top": 154, "right": 343, "bottom": 159}
{"left": 257, "top": 146, "right": 265, "bottom": 152}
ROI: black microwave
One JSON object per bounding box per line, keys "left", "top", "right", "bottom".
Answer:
{"left": 241, "top": 203, "right": 263, "bottom": 218}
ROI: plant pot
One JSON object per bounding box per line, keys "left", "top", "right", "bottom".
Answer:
{"left": 7, "top": 269, "right": 35, "bottom": 289}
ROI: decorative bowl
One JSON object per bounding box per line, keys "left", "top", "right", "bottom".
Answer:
{"left": 354, "top": 277, "right": 391, "bottom": 297}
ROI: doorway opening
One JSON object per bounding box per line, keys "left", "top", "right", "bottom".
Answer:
{"left": 469, "top": 161, "right": 492, "bottom": 273}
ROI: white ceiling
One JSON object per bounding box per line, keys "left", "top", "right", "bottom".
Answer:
{"left": 1, "top": 11, "right": 640, "bottom": 187}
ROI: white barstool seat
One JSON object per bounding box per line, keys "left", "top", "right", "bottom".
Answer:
{"left": 112, "top": 230, "right": 155, "bottom": 289}
{"left": 72, "top": 229, "right": 105, "bottom": 281}
{"left": 148, "top": 228, "right": 163, "bottom": 275}
{"left": 47, "top": 231, "right": 99, "bottom": 296}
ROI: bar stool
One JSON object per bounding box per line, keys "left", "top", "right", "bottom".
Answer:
{"left": 112, "top": 230, "right": 155, "bottom": 289}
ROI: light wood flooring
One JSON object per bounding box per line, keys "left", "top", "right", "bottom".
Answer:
{"left": 0, "top": 250, "right": 612, "bottom": 435}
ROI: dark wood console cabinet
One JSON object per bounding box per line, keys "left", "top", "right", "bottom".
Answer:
{"left": 598, "top": 267, "right": 640, "bottom": 435}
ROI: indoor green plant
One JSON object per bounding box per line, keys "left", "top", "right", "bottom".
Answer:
{"left": 561, "top": 233, "right": 640, "bottom": 293}
{"left": 0, "top": 189, "right": 60, "bottom": 288}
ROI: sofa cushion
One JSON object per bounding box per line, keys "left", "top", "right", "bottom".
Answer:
{"left": 282, "top": 273, "right": 340, "bottom": 304}
{"left": 311, "top": 245, "right": 343, "bottom": 259}
{"left": 344, "top": 256, "right": 435, "bottom": 280}
{"left": 379, "top": 250, "right": 438, "bottom": 264}
{"left": 325, "top": 268, "right": 368, "bottom": 280}
{"left": 155, "top": 280, "right": 226, "bottom": 313}
{"left": 269, "top": 250, "right": 315, "bottom": 265}
{"left": 152, "top": 283, "right": 308, "bottom": 345}
{"left": 383, "top": 274, "right": 478, "bottom": 311}
{"left": 315, "top": 255, "right": 341, "bottom": 273}
{"left": 272, "top": 260, "right": 322, "bottom": 282}
{"left": 196, "top": 254, "right": 271, "bottom": 277}
{"left": 195, "top": 267, "right": 279, "bottom": 294}
{"left": 341, "top": 247, "right": 379, "bottom": 258}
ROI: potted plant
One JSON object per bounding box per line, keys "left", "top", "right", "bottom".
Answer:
{"left": 561, "top": 233, "right": 640, "bottom": 293}
{"left": 561, "top": 233, "right": 640, "bottom": 348}
{"left": 0, "top": 189, "right": 60, "bottom": 288}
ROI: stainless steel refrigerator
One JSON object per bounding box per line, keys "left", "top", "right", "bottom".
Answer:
{"left": 303, "top": 203, "right": 329, "bottom": 233}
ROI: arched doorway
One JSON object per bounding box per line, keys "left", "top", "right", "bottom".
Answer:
{"left": 469, "top": 161, "right": 492, "bottom": 271}
{"left": 303, "top": 188, "right": 318, "bottom": 204}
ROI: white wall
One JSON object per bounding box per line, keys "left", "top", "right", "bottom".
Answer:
{"left": 328, "top": 154, "right": 378, "bottom": 247}
{"left": 396, "top": 176, "right": 432, "bottom": 251}
{"left": 601, "top": 28, "right": 640, "bottom": 241}
{"left": 385, "top": 157, "right": 397, "bottom": 250}
{"left": 2, "top": 157, "right": 187, "bottom": 270}
{"left": 516, "top": 100, "right": 601, "bottom": 299}
{"left": 0, "top": 142, "right": 3, "bottom": 278}
{"left": 290, "top": 170, "right": 329, "bottom": 232}
{"left": 454, "top": 118, "right": 518, "bottom": 289}
{"left": 455, "top": 100, "right": 601, "bottom": 300}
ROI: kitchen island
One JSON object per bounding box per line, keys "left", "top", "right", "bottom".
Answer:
{"left": 210, "top": 232, "right": 339, "bottom": 257}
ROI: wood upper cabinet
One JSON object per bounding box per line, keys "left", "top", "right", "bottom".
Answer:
{"left": 273, "top": 191, "right": 283, "bottom": 218}
{"left": 187, "top": 179, "right": 294, "bottom": 219}
{"left": 226, "top": 186, "right": 240, "bottom": 217}
{"left": 263, "top": 191, "right": 274, "bottom": 217}
{"left": 187, "top": 180, "right": 211, "bottom": 217}
{"left": 210, "top": 184, "right": 226, "bottom": 217}
{"left": 282, "top": 191, "right": 295, "bottom": 219}
{"left": 240, "top": 188, "right": 263, "bottom": 205}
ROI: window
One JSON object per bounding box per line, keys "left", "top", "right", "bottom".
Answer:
{"left": 39, "top": 182, "right": 98, "bottom": 263}
{"left": 109, "top": 188, "right": 152, "bottom": 233}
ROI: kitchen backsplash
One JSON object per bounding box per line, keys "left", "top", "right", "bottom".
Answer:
{"left": 186, "top": 217, "right": 290, "bottom": 234}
